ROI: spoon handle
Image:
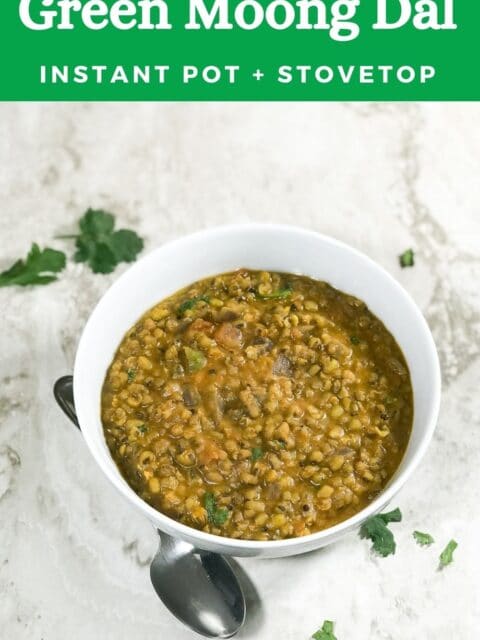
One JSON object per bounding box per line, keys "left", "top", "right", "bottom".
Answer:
{"left": 54, "top": 375, "right": 81, "bottom": 430}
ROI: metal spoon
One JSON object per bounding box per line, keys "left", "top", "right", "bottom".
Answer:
{"left": 53, "top": 375, "right": 79, "bottom": 429}
{"left": 53, "top": 376, "right": 246, "bottom": 638}
{"left": 151, "top": 530, "right": 246, "bottom": 638}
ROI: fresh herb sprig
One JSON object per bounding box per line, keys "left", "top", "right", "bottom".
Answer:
{"left": 0, "top": 244, "right": 66, "bottom": 288}
{"left": 439, "top": 539, "right": 458, "bottom": 569}
{"left": 58, "top": 209, "right": 143, "bottom": 274}
{"left": 312, "top": 620, "right": 337, "bottom": 640}
{"left": 359, "top": 508, "right": 402, "bottom": 557}
{"left": 413, "top": 531, "right": 435, "bottom": 547}
{"left": 399, "top": 248, "right": 415, "bottom": 268}
{"left": 204, "top": 492, "right": 229, "bottom": 527}
{"left": 256, "top": 285, "right": 293, "bottom": 301}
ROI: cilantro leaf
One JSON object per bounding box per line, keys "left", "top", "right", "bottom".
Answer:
{"left": 108, "top": 229, "right": 144, "bottom": 262}
{"left": 399, "top": 248, "right": 415, "bottom": 268}
{"left": 413, "top": 531, "right": 435, "bottom": 547}
{"left": 377, "top": 508, "right": 402, "bottom": 524}
{"left": 204, "top": 492, "right": 229, "bottom": 527}
{"left": 80, "top": 209, "right": 115, "bottom": 236}
{"left": 204, "top": 492, "right": 215, "bottom": 514}
{"left": 359, "top": 508, "right": 402, "bottom": 557}
{"left": 75, "top": 239, "right": 117, "bottom": 274}
{"left": 312, "top": 620, "right": 337, "bottom": 640}
{"left": 256, "top": 285, "right": 293, "bottom": 300}
{"left": 212, "top": 509, "right": 229, "bottom": 526}
{"left": 251, "top": 447, "right": 263, "bottom": 461}
{"left": 439, "top": 539, "right": 458, "bottom": 569}
{"left": 63, "top": 209, "right": 143, "bottom": 274}
{"left": 350, "top": 335, "right": 361, "bottom": 345}
{"left": 178, "top": 295, "right": 210, "bottom": 316}
{"left": 127, "top": 368, "right": 137, "bottom": 383}
{"left": 0, "top": 244, "right": 66, "bottom": 288}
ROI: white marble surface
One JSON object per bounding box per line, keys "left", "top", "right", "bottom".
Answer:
{"left": 0, "top": 103, "right": 479, "bottom": 640}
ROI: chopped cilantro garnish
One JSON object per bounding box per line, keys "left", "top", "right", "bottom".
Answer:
{"left": 413, "top": 531, "right": 435, "bottom": 547}
{"left": 256, "top": 285, "right": 293, "bottom": 300}
{"left": 127, "top": 368, "right": 137, "bottom": 383}
{"left": 312, "top": 620, "right": 337, "bottom": 640}
{"left": 178, "top": 295, "right": 210, "bottom": 316}
{"left": 399, "top": 248, "right": 415, "bottom": 268}
{"left": 251, "top": 447, "right": 263, "bottom": 461}
{"left": 359, "top": 508, "right": 402, "bottom": 557}
{"left": 58, "top": 209, "right": 144, "bottom": 274}
{"left": 137, "top": 424, "right": 147, "bottom": 434}
{"left": 439, "top": 539, "right": 458, "bottom": 569}
{"left": 350, "top": 335, "right": 361, "bottom": 345}
{"left": 204, "top": 492, "right": 229, "bottom": 527}
{"left": 0, "top": 244, "right": 66, "bottom": 288}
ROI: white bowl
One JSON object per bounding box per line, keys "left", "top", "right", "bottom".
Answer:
{"left": 73, "top": 224, "right": 441, "bottom": 558}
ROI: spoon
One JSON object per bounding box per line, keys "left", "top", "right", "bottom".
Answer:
{"left": 53, "top": 375, "right": 246, "bottom": 638}
{"left": 151, "top": 530, "right": 246, "bottom": 638}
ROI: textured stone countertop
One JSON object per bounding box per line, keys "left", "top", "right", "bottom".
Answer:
{"left": 0, "top": 103, "right": 479, "bottom": 640}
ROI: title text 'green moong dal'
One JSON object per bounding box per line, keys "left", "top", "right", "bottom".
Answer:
{"left": 20, "top": 0, "right": 457, "bottom": 42}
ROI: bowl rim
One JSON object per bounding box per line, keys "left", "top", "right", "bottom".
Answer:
{"left": 73, "top": 223, "right": 441, "bottom": 552}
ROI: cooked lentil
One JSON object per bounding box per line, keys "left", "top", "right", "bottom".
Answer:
{"left": 101, "top": 269, "right": 413, "bottom": 540}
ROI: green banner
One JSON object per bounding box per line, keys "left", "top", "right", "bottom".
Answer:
{"left": 0, "top": 0, "right": 477, "bottom": 100}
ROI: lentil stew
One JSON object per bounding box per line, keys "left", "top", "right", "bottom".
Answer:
{"left": 101, "top": 270, "right": 413, "bottom": 541}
